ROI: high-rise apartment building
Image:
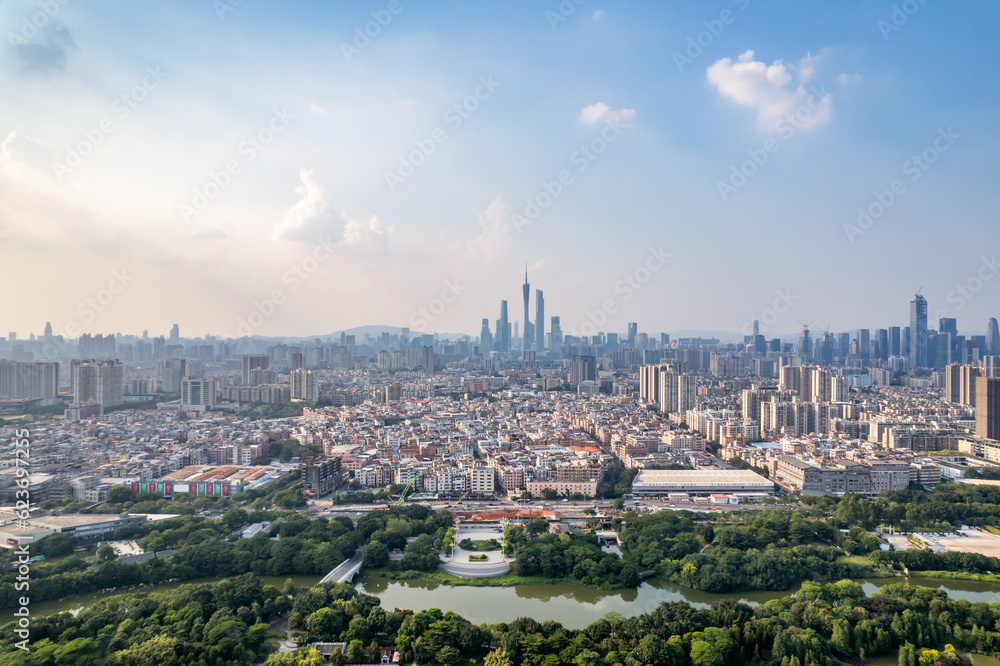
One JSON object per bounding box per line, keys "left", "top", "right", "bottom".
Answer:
{"left": 570, "top": 355, "right": 596, "bottom": 387}
{"left": 0, "top": 361, "right": 59, "bottom": 401}
{"left": 975, "top": 377, "right": 1000, "bottom": 440}
{"left": 72, "top": 360, "right": 124, "bottom": 408}
{"left": 241, "top": 354, "right": 269, "bottom": 384}
{"left": 291, "top": 369, "right": 319, "bottom": 402}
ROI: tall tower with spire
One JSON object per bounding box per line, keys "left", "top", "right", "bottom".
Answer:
{"left": 522, "top": 264, "right": 531, "bottom": 351}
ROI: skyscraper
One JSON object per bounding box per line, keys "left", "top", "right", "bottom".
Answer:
{"left": 498, "top": 300, "right": 509, "bottom": 352}
{"left": 856, "top": 329, "right": 870, "bottom": 360}
{"left": 627, "top": 322, "right": 638, "bottom": 347}
{"left": 876, "top": 329, "right": 889, "bottom": 361}
{"left": 889, "top": 326, "right": 901, "bottom": 357}
{"left": 910, "top": 294, "right": 928, "bottom": 368}
{"left": 550, "top": 316, "right": 562, "bottom": 348}
{"left": 480, "top": 319, "right": 493, "bottom": 352}
{"left": 975, "top": 376, "right": 1000, "bottom": 440}
{"left": 987, "top": 318, "right": 1000, "bottom": 356}
{"left": 169, "top": 324, "right": 180, "bottom": 343}
{"left": 522, "top": 266, "right": 531, "bottom": 351}
{"left": 535, "top": 289, "right": 545, "bottom": 352}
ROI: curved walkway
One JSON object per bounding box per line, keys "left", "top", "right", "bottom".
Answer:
{"left": 441, "top": 560, "right": 511, "bottom": 578}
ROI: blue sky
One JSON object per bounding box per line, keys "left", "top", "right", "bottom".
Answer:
{"left": 1, "top": 0, "right": 998, "bottom": 340}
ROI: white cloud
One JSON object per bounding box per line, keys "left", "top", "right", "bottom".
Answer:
{"left": 308, "top": 102, "right": 329, "bottom": 114}
{"left": 465, "top": 197, "right": 513, "bottom": 262}
{"left": 706, "top": 50, "right": 833, "bottom": 134}
{"left": 271, "top": 168, "right": 394, "bottom": 251}
{"left": 271, "top": 169, "right": 334, "bottom": 241}
{"left": 593, "top": 10, "right": 604, "bottom": 21}
{"left": 342, "top": 215, "right": 393, "bottom": 250}
{"left": 578, "top": 102, "right": 636, "bottom": 126}
{"left": 838, "top": 72, "right": 862, "bottom": 84}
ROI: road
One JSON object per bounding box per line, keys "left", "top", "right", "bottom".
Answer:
{"left": 302, "top": 496, "right": 799, "bottom": 516}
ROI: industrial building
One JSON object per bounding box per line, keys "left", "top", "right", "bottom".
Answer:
{"left": 630, "top": 469, "right": 774, "bottom": 498}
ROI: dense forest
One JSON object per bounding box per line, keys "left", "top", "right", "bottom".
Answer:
{"left": 1, "top": 575, "right": 997, "bottom": 665}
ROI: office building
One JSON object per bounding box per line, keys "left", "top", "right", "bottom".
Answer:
{"left": 181, "top": 376, "right": 216, "bottom": 411}
{"left": 535, "top": 289, "right": 545, "bottom": 352}
{"left": 497, "top": 300, "right": 510, "bottom": 353}
{"left": 421, "top": 346, "right": 435, "bottom": 372}
{"left": 910, "top": 294, "right": 928, "bottom": 368}
{"left": 480, "top": 319, "right": 493, "bottom": 352}
{"left": 522, "top": 267, "right": 531, "bottom": 351}
{"left": 301, "top": 457, "right": 342, "bottom": 497}
{"left": 856, "top": 329, "right": 870, "bottom": 360}
{"left": 988, "top": 318, "right": 1000, "bottom": 356}
{"left": 550, "top": 316, "right": 563, "bottom": 348}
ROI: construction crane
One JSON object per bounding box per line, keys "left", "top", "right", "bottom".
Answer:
{"left": 395, "top": 478, "right": 415, "bottom": 506}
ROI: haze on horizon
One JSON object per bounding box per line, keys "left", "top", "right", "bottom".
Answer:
{"left": 2, "top": 0, "right": 998, "bottom": 340}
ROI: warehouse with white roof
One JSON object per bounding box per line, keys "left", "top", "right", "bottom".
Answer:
{"left": 631, "top": 469, "right": 775, "bottom": 498}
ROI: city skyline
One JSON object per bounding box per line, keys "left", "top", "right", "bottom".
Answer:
{"left": 1, "top": 1, "right": 998, "bottom": 337}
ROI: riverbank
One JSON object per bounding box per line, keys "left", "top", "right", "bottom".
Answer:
{"left": 377, "top": 568, "right": 604, "bottom": 589}
{"left": 910, "top": 570, "right": 1000, "bottom": 583}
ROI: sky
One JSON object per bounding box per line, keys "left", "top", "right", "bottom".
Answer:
{"left": 1, "top": 0, "right": 998, "bottom": 341}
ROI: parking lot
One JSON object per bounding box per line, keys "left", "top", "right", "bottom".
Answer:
{"left": 917, "top": 528, "right": 1000, "bottom": 557}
